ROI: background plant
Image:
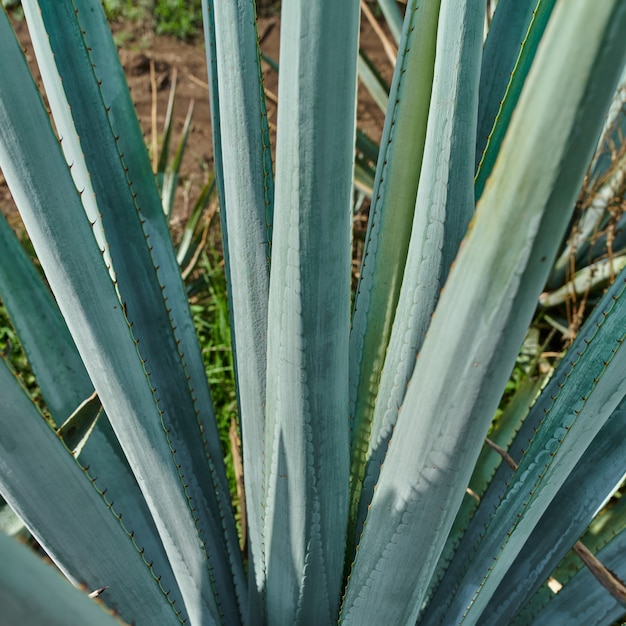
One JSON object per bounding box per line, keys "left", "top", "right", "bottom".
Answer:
{"left": 1, "top": 1, "right": 626, "bottom": 625}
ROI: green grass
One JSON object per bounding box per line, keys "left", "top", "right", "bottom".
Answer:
{"left": 102, "top": 0, "right": 281, "bottom": 41}
{"left": 188, "top": 247, "right": 241, "bottom": 520}
{"left": 102, "top": 0, "right": 153, "bottom": 24}
{"left": 153, "top": 0, "right": 203, "bottom": 40}
{"left": 0, "top": 302, "right": 34, "bottom": 391}
{"left": 103, "top": 0, "right": 203, "bottom": 41}
{"left": 0, "top": 279, "right": 46, "bottom": 414}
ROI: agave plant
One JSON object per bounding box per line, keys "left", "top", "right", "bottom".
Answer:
{"left": 1, "top": 0, "right": 626, "bottom": 624}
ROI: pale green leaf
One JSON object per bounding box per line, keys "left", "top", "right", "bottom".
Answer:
{"left": 342, "top": 1, "right": 626, "bottom": 623}
{"left": 56, "top": 392, "right": 102, "bottom": 457}
{"left": 354, "top": 0, "right": 483, "bottom": 549}
{"left": 347, "top": 0, "right": 441, "bottom": 549}
{"left": 377, "top": 0, "right": 403, "bottom": 44}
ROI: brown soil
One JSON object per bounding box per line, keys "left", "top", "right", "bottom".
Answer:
{"left": 2, "top": 11, "right": 394, "bottom": 239}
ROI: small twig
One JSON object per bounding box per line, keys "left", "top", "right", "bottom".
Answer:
{"left": 485, "top": 437, "right": 518, "bottom": 470}
{"left": 258, "top": 18, "right": 277, "bottom": 46}
{"left": 573, "top": 541, "right": 626, "bottom": 604}
{"left": 264, "top": 86, "right": 278, "bottom": 106}
{"left": 360, "top": 0, "right": 397, "bottom": 66}
{"left": 466, "top": 487, "right": 481, "bottom": 503}
{"left": 187, "top": 72, "right": 209, "bottom": 91}
{"left": 181, "top": 205, "right": 214, "bottom": 281}
{"left": 541, "top": 351, "right": 563, "bottom": 359}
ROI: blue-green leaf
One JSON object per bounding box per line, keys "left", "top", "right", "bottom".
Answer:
{"left": 476, "top": 0, "right": 542, "bottom": 169}
{"left": 437, "top": 268, "right": 626, "bottom": 624}
{"left": 0, "top": 531, "right": 126, "bottom": 626}
{"left": 0, "top": 194, "right": 184, "bottom": 622}
{"left": 2, "top": 6, "right": 241, "bottom": 621}
{"left": 517, "top": 498, "right": 626, "bottom": 626}
{"left": 206, "top": 0, "right": 275, "bottom": 606}
{"left": 263, "top": 1, "right": 359, "bottom": 622}
{"left": 479, "top": 397, "right": 626, "bottom": 624}
{"left": 423, "top": 373, "right": 544, "bottom": 613}
{"left": 0, "top": 361, "right": 182, "bottom": 625}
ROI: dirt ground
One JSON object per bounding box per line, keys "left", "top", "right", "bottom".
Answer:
{"left": 2, "top": 11, "right": 395, "bottom": 238}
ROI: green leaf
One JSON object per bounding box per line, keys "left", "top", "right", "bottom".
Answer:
{"left": 156, "top": 70, "right": 178, "bottom": 182}
{"left": 161, "top": 99, "right": 195, "bottom": 220}
{"left": 377, "top": 0, "right": 403, "bottom": 44}
{"left": 354, "top": 0, "right": 482, "bottom": 548}
{"left": 355, "top": 128, "right": 379, "bottom": 165}
{"left": 358, "top": 50, "right": 389, "bottom": 113}
{"left": 262, "top": 1, "right": 359, "bottom": 622}
{"left": 0, "top": 211, "right": 92, "bottom": 423}
{"left": 176, "top": 174, "right": 215, "bottom": 268}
